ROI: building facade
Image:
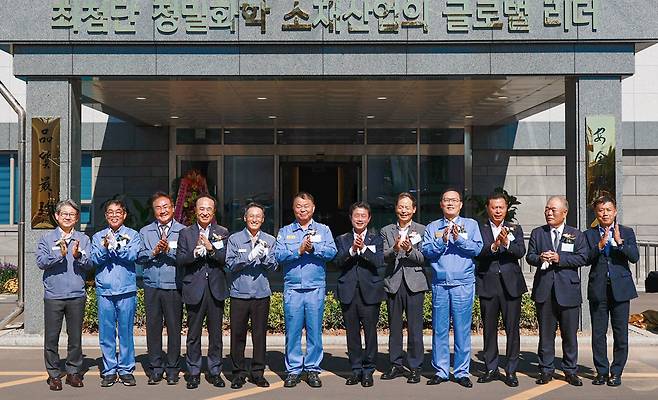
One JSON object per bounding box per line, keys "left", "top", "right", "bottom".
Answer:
{"left": 0, "top": 0, "right": 657, "bottom": 333}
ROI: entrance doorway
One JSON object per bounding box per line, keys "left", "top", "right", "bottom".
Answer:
{"left": 280, "top": 156, "right": 361, "bottom": 236}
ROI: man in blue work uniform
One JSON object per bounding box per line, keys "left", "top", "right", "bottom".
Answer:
{"left": 91, "top": 199, "right": 141, "bottom": 388}
{"left": 137, "top": 192, "right": 186, "bottom": 385}
{"left": 422, "top": 188, "right": 483, "bottom": 388}
{"left": 275, "top": 192, "right": 337, "bottom": 388}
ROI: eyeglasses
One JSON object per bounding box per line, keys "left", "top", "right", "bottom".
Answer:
{"left": 105, "top": 210, "right": 125, "bottom": 217}
{"left": 441, "top": 198, "right": 461, "bottom": 204}
{"left": 58, "top": 212, "right": 77, "bottom": 218}
{"left": 154, "top": 205, "right": 172, "bottom": 211}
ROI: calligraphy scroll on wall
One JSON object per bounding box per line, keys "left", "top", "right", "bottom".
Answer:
{"left": 585, "top": 115, "right": 616, "bottom": 227}
{"left": 31, "top": 117, "right": 60, "bottom": 229}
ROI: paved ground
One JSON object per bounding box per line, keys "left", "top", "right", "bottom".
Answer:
{"left": 0, "top": 343, "right": 657, "bottom": 400}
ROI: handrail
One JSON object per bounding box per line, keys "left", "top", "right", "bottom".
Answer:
{"left": 0, "top": 79, "right": 25, "bottom": 330}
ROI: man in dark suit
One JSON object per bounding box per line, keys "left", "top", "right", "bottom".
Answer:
{"left": 176, "top": 195, "right": 229, "bottom": 390}
{"left": 476, "top": 193, "right": 527, "bottom": 387}
{"left": 526, "top": 196, "right": 588, "bottom": 387}
{"left": 335, "top": 201, "right": 386, "bottom": 388}
{"left": 585, "top": 195, "right": 639, "bottom": 387}
{"left": 380, "top": 192, "right": 427, "bottom": 384}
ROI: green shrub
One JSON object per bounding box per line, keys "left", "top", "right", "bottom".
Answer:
{"left": 0, "top": 263, "right": 18, "bottom": 293}
{"left": 81, "top": 287, "right": 537, "bottom": 333}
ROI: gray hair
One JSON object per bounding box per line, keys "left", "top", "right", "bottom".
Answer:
{"left": 547, "top": 196, "right": 569, "bottom": 211}
{"left": 55, "top": 199, "right": 80, "bottom": 214}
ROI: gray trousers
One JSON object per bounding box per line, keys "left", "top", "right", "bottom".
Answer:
{"left": 44, "top": 297, "right": 86, "bottom": 377}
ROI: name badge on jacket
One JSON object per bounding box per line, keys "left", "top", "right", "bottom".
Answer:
{"left": 561, "top": 243, "right": 574, "bottom": 253}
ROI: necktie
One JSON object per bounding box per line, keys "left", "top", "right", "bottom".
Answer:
{"left": 553, "top": 229, "right": 560, "bottom": 251}
{"left": 159, "top": 224, "right": 168, "bottom": 238}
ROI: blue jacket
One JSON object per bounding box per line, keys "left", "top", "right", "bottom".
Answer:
{"left": 274, "top": 219, "right": 337, "bottom": 289}
{"left": 226, "top": 228, "right": 277, "bottom": 299}
{"left": 91, "top": 225, "right": 141, "bottom": 297}
{"left": 36, "top": 228, "right": 92, "bottom": 300}
{"left": 136, "top": 219, "right": 186, "bottom": 290}
{"left": 422, "top": 216, "right": 483, "bottom": 286}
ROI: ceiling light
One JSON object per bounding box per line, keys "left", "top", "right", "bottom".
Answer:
{"left": 411, "top": 130, "right": 417, "bottom": 134}
{"left": 497, "top": 96, "right": 508, "bottom": 100}
{"left": 257, "top": 97, "right": 268, "bottom": 100}
{"left": 268, "top": 115, "right": 277, "bottom": 119}
{"left": 224, "top": 130, "right": 231, "bottom": 134}
{"left": 153, "top": 123, "right": 161, "bottom": 127}
{"left": 357, "top": 130, "right": 365, "bottom": 134}
{"left": 277, "top": 130, "right": 284, "bottom": 134}
{"left": 465, "top": 115, "right": 474, "bottom": 119}
{"left": 170, "top": 116, "right": 179, "bottom": 119}
{"left": 135, "top": 97, "right": 146, "bottom": 100}
{"left": 366, "top": 115, "right": 375, "bottom": 119}
{"left": 377, "top": 97, "right": 387, "bottom": 100}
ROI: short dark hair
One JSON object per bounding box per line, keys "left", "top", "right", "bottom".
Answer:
{"left": 349, "top": 201, "right": 371, "bottom": 216}
{"left": 592, "top": 194, "right": 617, "bottom": 210}
{"left": 195, "top": 194, "right": 217, "bottom": 209}
{"left": 150, "top": 191, "right": 173, "bottom": 207}
{"left": 293, "top": 191, "right": 315, "bottom": 205}
{"left": 486, "top": 192, "right": 508, "bottom": 207}
{"left": 441, "top": 187, "right": 463, "bottom": 202}
{"left": 244, "top": 202, "right": 265, "bottom": 217}
{"left": 104, "top": 199, "right": 127, "bottom": 214}
{"left": 396, "top": 192, "right": 417, "bottom": 208}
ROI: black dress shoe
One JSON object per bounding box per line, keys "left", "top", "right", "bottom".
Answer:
{"left": 565, "top": 373, "right": 583, "bottom": 387}
{"left": 407, "top": 368, "right": 421, "bottom": 384}
{"left": 345, "top": 373, "right": 362, "bottom": 385}
{"left": 381, "top": 365, "right": 406, "bottom": 380}
{"left": 427, "top": 375, "right": 448, "bottom": 385}
{"left": 505, "top": 372, "right": 519, "bottom": 387}
{"left": 186, "top": 374, "right": 200, "bottom": 389}
{"left": 477, "top": 369, "right": 499, "bottom": 383}
{"left": 148, "top": 373, "right": 163, "bottom": 385}
{"left": 361, "top": 373, "right": 374, "bottom": 387}
{"left": 535, "top": 372, "right": 553, "bottom": 385}
{"left": 306, "top": 371, "right": 322, "bottom": 388}
{"left": 166, "top": 374, "right": 179, "bottom": 385}
{"left": 249, "top": 376, "right": 270, "bottom": 387}
{"left": 607, "top": 375, "right": 622, "bottom": 387}
{"left": 210, "top": 374, "right": 226, "bottom": 387}
{"left": 47, "top": 376, "right": 63, "bottom": 391}
{"left": 592, "top": 373, "right": 608, "bottom": 385}
{"left": 455, "top": 377, "right": 473, "bottom": 388}
{"left": 231, "top": 376, "right": 245, "bottom": 389}
{"left": 283, "top": 374, "right": 300, "bottom": 388}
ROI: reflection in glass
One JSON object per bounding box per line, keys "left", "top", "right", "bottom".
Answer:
{"left": 420, "top": 156, "right": 464, "bottom": 223}
{"left": 223, "top": 129, "right": 274, "bottom": 144}
{"left": 176, "top": 128, "right": 221, "bottom": 144}
{"left": 367, "top": 156, "right": 417, "bottom": 230}
{"left": 224, "top": 156, "right": 274, "bottom": 233}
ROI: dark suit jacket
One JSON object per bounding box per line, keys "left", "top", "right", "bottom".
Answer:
{"left": 526, "top": 224, "right": 588, "bottom": 307}
{"left": 176, "top": 223, "right": 230, "bottom": 305}
{"left": 335, "top": 230, "right": 386, "bottom": 305}
{"left": 476, "top": 221, "right": 528, "bottom": 299}
{"left": 585, "top": 225, "right": 639, "bottom": 303}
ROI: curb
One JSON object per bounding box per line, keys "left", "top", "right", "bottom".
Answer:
{"left": 2, "top": 329, "right": 658, "bottom": 347}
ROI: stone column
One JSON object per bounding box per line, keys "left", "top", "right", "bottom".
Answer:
{"left": 24, "top": 79, "right": 81, "bottom": 334}
{"left": 565, "top": 76, "right": 623, "bottom": 331}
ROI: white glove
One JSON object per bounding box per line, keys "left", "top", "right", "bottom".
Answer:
{"left": 194, "top": 244, "right": 207, "bottom": 258}
{"left": 106, "top": 233, "right": 119, "bottom": 251}
{"left": 541, "top": 261, "right": 549, "bottom": 270}
{"left": 248, "top": 243, "right": 266, "bottom": 261}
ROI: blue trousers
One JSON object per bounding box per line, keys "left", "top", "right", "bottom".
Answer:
{"left": 98, "top": 292, "right": 136, "bottom": 376}
{"left": 431, "top": 284, "right": 474, "bottom": 379}
{"left": 283, "top": 287, "right": 325, "bottom": 374}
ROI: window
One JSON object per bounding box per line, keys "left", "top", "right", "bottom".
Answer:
{"left": 80, "top": 153, "right": 93, "bottom": 226}
{"left": 0, "top": 153, "right": 18, "bottom": 225}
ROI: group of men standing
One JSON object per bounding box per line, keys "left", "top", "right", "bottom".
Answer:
{"left": 36, "top": 188, "right": 639, "bottom": 391}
